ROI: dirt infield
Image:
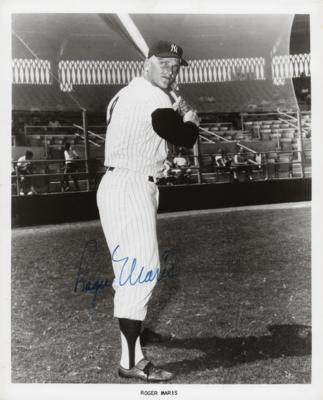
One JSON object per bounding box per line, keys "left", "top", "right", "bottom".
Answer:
{"left": 11, "top": 204, "right": 311, "bottom": 384}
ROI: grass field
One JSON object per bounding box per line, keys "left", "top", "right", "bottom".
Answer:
{"left": 11, "top": 203, "right": 311, "bottom": 384}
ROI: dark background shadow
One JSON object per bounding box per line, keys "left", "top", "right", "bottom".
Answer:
{"left": 158, "top": 324, "right": 311, "bottom": 374}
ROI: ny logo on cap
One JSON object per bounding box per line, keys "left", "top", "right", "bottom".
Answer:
{"left": 170, "top": 44, "right": 178, "bottom": 54}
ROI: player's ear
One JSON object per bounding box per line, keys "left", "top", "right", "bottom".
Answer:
{"left": 144, "top": 58, "right": 150, "bottom": 72}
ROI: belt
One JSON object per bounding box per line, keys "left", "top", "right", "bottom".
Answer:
{"left": 106, "top": 166, "right": 156, "bottom": 183}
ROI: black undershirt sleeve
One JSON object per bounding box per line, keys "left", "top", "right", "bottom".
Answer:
{"left": 151, "top": 108, "right": 199, "bottom": 148}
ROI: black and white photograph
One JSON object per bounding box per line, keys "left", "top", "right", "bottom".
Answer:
{"left": 1, "top": 1, "right": 323, "bottom": 399}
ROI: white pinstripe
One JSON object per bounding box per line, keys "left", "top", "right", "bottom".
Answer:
{"left": 97, "top": 76, "right": 170, "bottom": 320}
{"left": 104, "top": 77, "right": 171, "bottom": 178}
{"left": 97, "top": 169, "right": 160, "bottom": 320}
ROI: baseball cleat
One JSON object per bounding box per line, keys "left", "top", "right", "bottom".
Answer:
{"left": 118, "top": 359, "right": 175, "bottom": 382}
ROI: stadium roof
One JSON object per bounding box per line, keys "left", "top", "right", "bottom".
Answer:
{"left": 12, "top": 14, "right": 309, "bottom": 61}
{"left": 11, "top": 14, "right": 310, "bottom": 112}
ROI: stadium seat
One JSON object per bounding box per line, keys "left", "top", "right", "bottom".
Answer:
{"left": 269, "top": 133, "right": 281, "bottom": 140}
{"left": 235, "top": 132, "right": 245, "bottom": 140}
{"left": 291, "top": 162, "right": 303, "bottom": 177}
{"left": 278, "top": 154, "right": 292, "bottom": 178}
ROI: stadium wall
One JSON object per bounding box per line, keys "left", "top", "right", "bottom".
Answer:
{"left": 12, "top": 178, "right": 311, "bottom": 227}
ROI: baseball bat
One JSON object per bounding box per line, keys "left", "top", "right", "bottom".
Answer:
{"left": 116, "top": 14, "right": 200, "bottom": 167}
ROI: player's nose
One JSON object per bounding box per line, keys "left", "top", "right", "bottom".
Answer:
{"left": 161, "top": 65, "right": 172, "bottom": 74}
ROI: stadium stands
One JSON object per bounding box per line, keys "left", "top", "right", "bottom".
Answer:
{"left": 11, "top": 106, "right": 311, "bottom": 194}
{"left": 11, "top": 65, "right": 311, "bottom": 194}
{"left": 12, "top": 84, "right": 122, "bottom": 113}
{"left": 12, "top": 80, "right": 297, "bottom": 114}
{"left": 179, "top": 81, "right": 297, "bottom": 113}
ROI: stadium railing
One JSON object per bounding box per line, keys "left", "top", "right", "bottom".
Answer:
{"left": 11, "top": 149, "right": 310, "bottom": 196}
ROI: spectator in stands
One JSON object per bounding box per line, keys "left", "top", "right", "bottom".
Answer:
{"left": 53, "top": 120, "right": 61, "bottom": 127}
{"left": 173, "top": 151, "right": 189, "bottom": 168}
{"left": 157, "top": 159, "right": 176, "bottom": 186}
{"left": 61, "top": 143, "right": 80, "bottom": 192}
{"left": 223, "top": 155, "right": 238, "bottom": 182}
{"left": 163, "top": 158, "right": 173, "bottom": 178}
{"left": 17, "top": 150, "right": 37, "bottom": 195}
{"left": 255, "top": 152, "right": 262, "bottom": 166}
{"left": 233, "top": 147, "right": 254, "bottom": 181}
{"left": 214, "top": 149, "right": 226, "bottom": 168}
{"left": 256, "top": 152, "right": 269, "bottom": 179}
{"left": 48, "top": 119, "right": 61, "bottom": 128}
{"left": 233, "top": 147, "right": 247, "bottom": 165}
{"left": 172, "top": 151, "right": 192, "bottom": 183}
{"left": 223, "top": 154, "right": 238, "bottom": 182}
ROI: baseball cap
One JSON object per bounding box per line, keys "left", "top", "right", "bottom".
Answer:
{"left": 148, "top": 40, "right": 188, "bottom": 66}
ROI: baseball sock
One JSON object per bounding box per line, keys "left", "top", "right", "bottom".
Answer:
{"left": 119, "top": 318, "right": 144, "bottom": 369}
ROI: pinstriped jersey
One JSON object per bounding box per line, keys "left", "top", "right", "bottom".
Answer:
{"left": 104, "top": 77, "right": 172, "bottom": 177}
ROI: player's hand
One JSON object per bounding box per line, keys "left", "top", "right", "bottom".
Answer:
{"left": 183, "top": 110, "right": 200, "bottom": 127}
{"left": 172, "top": 96, "right": 182, "bottom": 111}
{"left": 172, "top": 96, "right": 191, "bottom": 115}
{"left": 177, "top": 99, "right": 191, "bottom": 116}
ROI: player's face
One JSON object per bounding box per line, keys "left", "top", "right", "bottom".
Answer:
{"left": 146, "top": 56, "right": 180, "bottom": 90}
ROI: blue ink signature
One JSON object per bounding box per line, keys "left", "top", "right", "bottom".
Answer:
{"left": 74, "top": 240, "right": 111, "bottom": 307}
{"left": 74, "top": 241, "right": 177, "bottom": 306}
{"left": 112, "top": 245, "right": 176, "bottom": 286}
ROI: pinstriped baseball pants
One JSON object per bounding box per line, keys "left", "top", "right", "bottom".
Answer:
{"left": 97, "top": 168, "right": 160, "bottom": 321}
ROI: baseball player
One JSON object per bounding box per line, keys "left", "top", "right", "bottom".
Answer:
{"left": 97, "top": 40, "right": 200, "bottom": 382}
{"left": 17, "top": 150, "right": 37, "bottom": 195}
{"left": 61, "top": 143, "right": 80, "bottom": 192}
